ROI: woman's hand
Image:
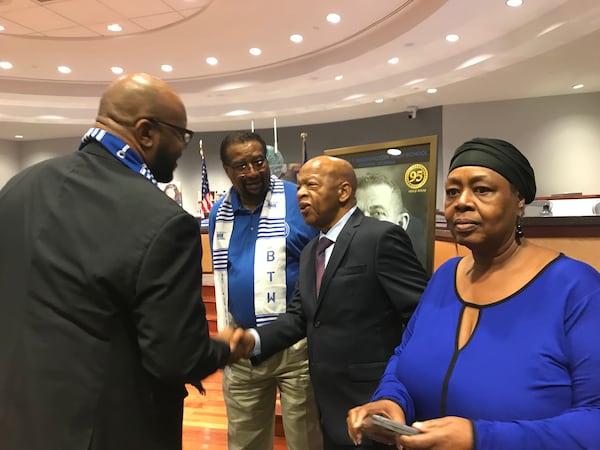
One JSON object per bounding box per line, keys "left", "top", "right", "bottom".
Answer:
{"left": 347, "top": 399, "right": 406, "bottom": 446}
{"left": 398, "top": 416, "right": 473, "bottom": 450}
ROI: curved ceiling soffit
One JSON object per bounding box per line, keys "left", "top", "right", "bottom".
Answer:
{"left": 0, "top": 0, "right": 447, "bottom": 96}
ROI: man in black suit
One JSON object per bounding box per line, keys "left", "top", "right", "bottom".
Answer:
{"left": 0, "top": 73, "right": 240, "bottom": 450}
{"left": 238, "top": 155, "right": 428, "bottom": 449}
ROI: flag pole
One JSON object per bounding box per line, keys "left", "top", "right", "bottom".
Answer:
{"left": 273, "top": 117, "right": 278, "bottom": 153}
{"left": 300, "top": 132, "right": 308, "bottom": 163}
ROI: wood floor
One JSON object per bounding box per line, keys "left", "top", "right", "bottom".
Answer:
{"left": 182, "top": 370, "right": 288, "bottom": 450}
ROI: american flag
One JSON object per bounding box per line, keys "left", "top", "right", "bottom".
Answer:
{"left": 200, "top": 141, "right": 213, "bottom": 216}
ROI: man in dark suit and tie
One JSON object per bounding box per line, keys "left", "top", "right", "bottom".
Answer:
{"left": 0, "top": 73, "right": 240, "bottom": 450}
{"left": 238, "top": 155, "right": 428, "bottom": 449}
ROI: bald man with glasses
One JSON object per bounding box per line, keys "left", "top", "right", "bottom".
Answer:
{"left": 0, "top": 73, "right": 243, "bottom": 450}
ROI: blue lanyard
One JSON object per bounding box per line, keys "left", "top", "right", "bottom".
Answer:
{"left": 79, "top": 128, "right": 158, "bottom": 185}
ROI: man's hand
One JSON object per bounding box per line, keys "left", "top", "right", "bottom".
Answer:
{"left": 213, "top": 327, "right": 256, "bottom": 364}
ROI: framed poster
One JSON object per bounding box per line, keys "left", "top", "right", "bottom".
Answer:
{"left": 158, "top": 181, "right": 183, "bottom": 207}
{"left": 325, "top": 135, "right": 438, "bottom": 274}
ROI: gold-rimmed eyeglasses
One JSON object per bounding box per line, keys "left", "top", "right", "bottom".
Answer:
{"left": 228, "top": 157, "right": 267, "bottom": 174}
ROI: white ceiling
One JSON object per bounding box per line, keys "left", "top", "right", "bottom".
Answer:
{"left": 1, "top": 0, "right": 599, "bottom": 141}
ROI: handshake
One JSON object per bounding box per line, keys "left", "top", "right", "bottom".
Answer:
{"left": 214, "top": 326, "right": 257, "bottom": 365}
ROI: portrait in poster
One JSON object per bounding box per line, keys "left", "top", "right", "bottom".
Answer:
{"left": 325, "top": 136, "right": 437, "bottom": 274}
{"left": 159, "top": 181, "right": 183, "bottom": 207}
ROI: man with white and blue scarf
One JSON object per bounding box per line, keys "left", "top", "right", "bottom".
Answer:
{"left": 209, "top": 131, "right": 322, "bottom": 450}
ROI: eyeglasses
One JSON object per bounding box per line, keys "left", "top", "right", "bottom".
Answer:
{"left": 142, "top": 117, "right": 194, "bottom": 144}
{"left": 228, "top": 157, "right": 267, "bottom": 174}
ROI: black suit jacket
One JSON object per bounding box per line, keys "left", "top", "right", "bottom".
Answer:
{"left": 0, "top": 142, "right": 229, "bottom": 450}
{"left": 255, "top": 209, "right": 428, "bottom": 445}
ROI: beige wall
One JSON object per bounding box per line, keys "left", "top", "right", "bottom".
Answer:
{"left": 434, "top": 237, "right": 600, "bottom": 272}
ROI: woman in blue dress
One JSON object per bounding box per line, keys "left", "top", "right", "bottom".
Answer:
{"left": 347, "top": 138, "right": 600, "bottom": 450}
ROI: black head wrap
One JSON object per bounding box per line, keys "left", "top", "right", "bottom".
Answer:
{"left": 448, "top": 137, "right": 536, "bottom": 204}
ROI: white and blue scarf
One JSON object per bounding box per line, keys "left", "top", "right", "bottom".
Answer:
{"left": 79, "top": 127, "right": 158, "bottom": 185}
{"left": 212, "top": 176, "right": 288, "bottom": 331}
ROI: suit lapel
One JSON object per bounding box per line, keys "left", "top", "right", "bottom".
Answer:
{"left": 316, "top": 209, "right": 363, "bottom": 305}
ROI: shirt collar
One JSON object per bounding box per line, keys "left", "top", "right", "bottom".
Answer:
{"left": 320, "top": 206, "right": 357, "bottom": 243}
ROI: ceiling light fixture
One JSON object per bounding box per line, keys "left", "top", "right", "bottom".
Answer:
{"left": 206, "top": 57, "right": 218, "bottom": 65}
{"left": 37, "top": 115, "right": 65, "bottom": 120}
{"left": 343, "top": 94, "right": 365, "bottom": 101}
{"left": 427, "top": 88, "right": 438, "bottom": 94}
{"left": 249, "top": 48, "right": 262, "bottom": 56}
{"left": 0, "top": 25, "right": 5, "bottom": 31}
{"left": 387, "top": 148, "right": 402, "bottom": 156}
{"left": 225, "top": 110, "right": 251, "bottom": 116}
{"left": 15, "top": 135, "right": 24, "bottom": 139}
{"left": 456, "top": 54, "right": 492, "bottom": 70}
{"left": 375, "top": 98, "right": 384, "bottom": 104}
{"left": 290, "top": 34, "right": 303, "bottom": 43}
{"left": 572, "top": 84, "right": 584, "bottom": 90}
{"left": 0, "top": 61, "right": 13, "bottom": 70}
{"left": 505, "top": 0, "right": 523, "bottom": 7}
{"left": 404, "top": 78, "right": 426, "bottom": 86}
{"left": 537, "top": 22, "right": 564, "bottom": 37}
{"left": 335, "top": 75, "right": 343, "bottom": 81}
{"left": 388, "top": 57, "right": 399, "bottom": 65}
{"left": 161, "top": 64, "right": 173, "bottom": 72}
{"left": 111, "top": 66, "right": 124, "bottom": 74}
{"left": 57, "top": 65, "right": 72, "bottom": 74}
{"left": 446, "top": 34, "right": 459, "bottom": 42}
{"left": 326, "top": 13, "right": 341, "bottom": 24}
{"left": 107, "top": 24, "right": 122, "bottom": 32}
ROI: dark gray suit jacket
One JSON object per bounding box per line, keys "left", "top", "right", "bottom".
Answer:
{"left": 254, "top": 209, "right": 428, "bottom": 445}
{"left": 0, "top": 142, "right": 229, "bottom": 450}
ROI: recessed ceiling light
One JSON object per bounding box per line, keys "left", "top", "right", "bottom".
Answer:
{"left": 446, "top": 34, "right": 459, "bottom": 42}
{"left": 15, "top": 135, "right": 24, "bottom": 139}
{"left": 335, "top": 75, "right": 343, "bottom": 81}
{"left": 388, "top": 57, "right": 399, "bottom": 65}
{"left": 572, "top": 84, "right": 584, "bottom": 90}
{"left": 57, "top": 65, "right": 71, "bottom": 74}
{"left": 225, "top": 110, "right": 251, "bottom": 116}
{"left": 326, "top": 13, "right": 341, "bottom": 24}
{"left": 206, "top": 57, "right": 218, "bottom": 65}
{"left": 456, "top": 54, "right": 492, "bottom": 70}
{"left": 107, "top": 23, "right": 122, "bottom": 32}
{"left": 111, "top": 66, "right": 124, "bottom": 74}
{"left": 375, "top": 98, "right": 384, "bottom": 104}
{"left": 427, "top": 88, "right": 438, "bottom": 94}
{"left": 290, "top": 34, "right": 303, "bottom": 43}
{"left": 387, "top": 148, "right": 402, "bottom": 156}
{"left": 161, "top": 64, "right": 173, "bottom": 72}
{"left": 0, "top": 61, "right": 13, "bottom": 70}
{"left": 249, "top": 47, "right": 262, "bottom": 56}
{"left": 506, "top": 0, "right": 523, "bottom": 7}
{"left": 0, "top": 25, "right": 5, "bottom": 32}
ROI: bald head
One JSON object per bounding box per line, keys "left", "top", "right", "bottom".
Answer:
{"left": 97, "top": 73, "right": 185, "bottom": 131}
{"left": 93, "top": 73, "right": 190, "bottom": 183}
{"left": 296, "top": 155, "right": 357, "bottom": 232}
{"left": 301, "top": 156, "right": 357, "bottom": 196}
